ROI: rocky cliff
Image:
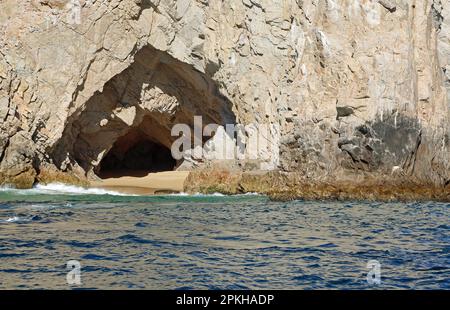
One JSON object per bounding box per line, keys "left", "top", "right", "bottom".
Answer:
{"left": 0, "top": 0, "right": 449, "bottom": 199}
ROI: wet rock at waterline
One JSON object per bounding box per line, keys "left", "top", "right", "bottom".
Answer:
{"left": 0, "top": 0, "right": 449, "bottom": 199}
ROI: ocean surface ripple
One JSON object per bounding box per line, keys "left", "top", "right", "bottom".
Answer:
{"left": 0, "top": 185, "right": 448, "bottom": 289}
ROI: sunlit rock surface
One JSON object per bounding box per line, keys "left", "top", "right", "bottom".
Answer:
{"left": 0, "top": 0, "right": 449, "bottom": 196}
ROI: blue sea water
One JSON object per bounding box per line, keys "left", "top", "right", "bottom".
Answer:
{"left": 0, "top": 184, "right": 448, "bottom": 289}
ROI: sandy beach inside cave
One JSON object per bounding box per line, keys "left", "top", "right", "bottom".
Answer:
{"left": 90, "top": 171, "right": 190, "bottom": 195}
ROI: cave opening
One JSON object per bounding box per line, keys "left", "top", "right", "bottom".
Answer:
{"left": 53, "top": 45, "right": 237, "bottom": 179}
{"left": 97, "top": 129, "right": 177, "bottom": 179}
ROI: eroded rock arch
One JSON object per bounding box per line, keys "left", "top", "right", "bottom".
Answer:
{"left": 52, "top": 46, "right": 236, "bottom": 178}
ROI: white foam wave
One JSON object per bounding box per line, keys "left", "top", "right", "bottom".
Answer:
{"left": 0, "top": 216, "right": 29, "bottom": 223}
{"left": 240, "top": 192, "right": 261, "bottom": 196}
{"left": 5, "top": 216, "right": 21, "bottom": 223}
{"left": 0, "top": 183, "right": 135, "bottom": 196}
{"left": 1, "top": 184, "right": 261, "bottom": 197}
{"left": 168, "top": 192, "right": 190, "bottom": 196}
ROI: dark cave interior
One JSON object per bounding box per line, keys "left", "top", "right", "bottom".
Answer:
{"left": 97, "top": 129, "right": 176, "bottom": 178}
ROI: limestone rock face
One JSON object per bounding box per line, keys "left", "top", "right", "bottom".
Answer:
{"left": 0, "top": 0, "right": 449, "bottom": 188}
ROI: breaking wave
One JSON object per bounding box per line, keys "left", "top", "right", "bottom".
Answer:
{"left": 0, "top": 183, "right": 135, "bottom": 196}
